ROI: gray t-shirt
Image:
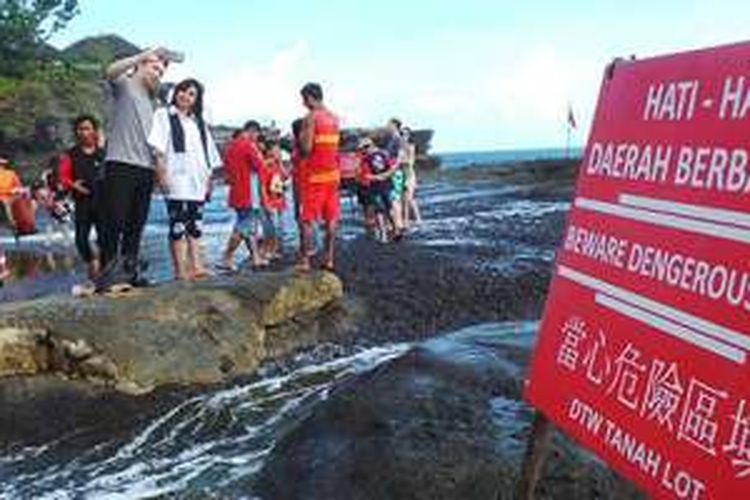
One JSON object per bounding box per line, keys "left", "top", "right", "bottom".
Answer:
{"left": 105, "top": 76, "right": 156, "bottom": 169}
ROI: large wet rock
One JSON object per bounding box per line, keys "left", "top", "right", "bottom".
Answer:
{"left": 0, "top": 271, "right": 345, "bottom": 445}
{"left": 256, "top": 322, "right": 644, "bottom": 500}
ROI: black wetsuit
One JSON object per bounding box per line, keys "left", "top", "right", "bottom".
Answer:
{"left": 66, "top": 146, "right": 105, "bottom": 263}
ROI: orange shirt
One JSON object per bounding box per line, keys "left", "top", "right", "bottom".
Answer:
{"left": 0, "top": 169, "right": 21, "bottom": 203}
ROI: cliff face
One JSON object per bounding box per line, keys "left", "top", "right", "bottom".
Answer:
{"left": 0, "top": 271, "right": 348, "bottom": 444}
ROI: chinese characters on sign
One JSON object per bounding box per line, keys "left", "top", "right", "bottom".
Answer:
{"left": 525, "top": 42, "right": 750, "bottom": 499}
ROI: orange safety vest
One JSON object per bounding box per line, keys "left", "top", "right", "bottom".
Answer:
{"left": 307, "top": 109, "right": 340, "bottom": 184}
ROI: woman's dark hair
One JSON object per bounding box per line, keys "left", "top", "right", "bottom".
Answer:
{"left": 169, "top": 78, "right": 208, "bottom": 157}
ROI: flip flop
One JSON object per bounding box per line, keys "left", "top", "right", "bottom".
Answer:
{"left": 99, "top": 282, "right": 136, "bottom": 298}
{"left": 215, "top": 262, "right": 237, "bottom": 274}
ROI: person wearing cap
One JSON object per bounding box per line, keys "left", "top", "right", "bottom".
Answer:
{"left": 358, "top": 138, "right": 398, "bottom": 241}
{"left": 297, "top": 82, "right": 341, "bottom": 271}
{"left": 96, "top": 47, "right": 179, "bottom": 292}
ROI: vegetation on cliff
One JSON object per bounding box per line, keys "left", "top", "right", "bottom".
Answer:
{"left": 0, "top": 2, "right": 438, "bottom": 179}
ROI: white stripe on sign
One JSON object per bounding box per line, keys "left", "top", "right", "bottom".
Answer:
{"left": 557, "top": 265, "right": 750, "bottom": 352}
{"left": 619, "top": 193, "right": 750, "bottom": 230}
{"left": 575, "top": 197, "right": 750, "bottom": 245}
{"left": 595, "top": 293, "right": 745, "bottom": 364}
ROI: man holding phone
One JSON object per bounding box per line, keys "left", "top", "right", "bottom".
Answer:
{"left": 96, "top": 47, "right": 182, "bottom": 292}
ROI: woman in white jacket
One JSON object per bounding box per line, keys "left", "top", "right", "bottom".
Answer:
{"left": 148, "top": 78, "right": 221, "bottom": 280}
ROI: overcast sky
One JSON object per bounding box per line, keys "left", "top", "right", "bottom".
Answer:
{"left": 52, "top": 0, "right": 750, "bottom": 152}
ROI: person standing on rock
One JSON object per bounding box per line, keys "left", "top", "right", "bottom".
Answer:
{"left": 258, "top": 139, "right": 287, "bottom": 261}
{"left": 297, "top": 82, "right": 341, "bottom": 272}
{"left": 96, "top": 47, "right": 181, "bottom": 292}
{"left": 384, "top": 118, "right": 405, "bottom": 239}
{"left": 58, "top": 115, "right": 106, "bottom": 282}
{"left": 148, "top": 78, "right": 222, "bottom": 280}
{"left": 358, "top": 137, "right": 398, "bottom": 242}
{"left": 220, "top": 120, "right": 268, "bottom": 271}
{"left": 399, "top": 126, "right": 422, "bottom": 229}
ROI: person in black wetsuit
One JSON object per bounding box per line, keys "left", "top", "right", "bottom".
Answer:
{"left": 59, "top": 115, "right": 105, "bottom": 281}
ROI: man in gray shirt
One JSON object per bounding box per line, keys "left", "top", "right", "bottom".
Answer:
{"left": 97, "top": 47, "right": 178, "bottom": 291}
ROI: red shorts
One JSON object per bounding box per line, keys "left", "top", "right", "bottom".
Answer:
{"left": 300, "top": 182, "right": 340, "bottom": 223}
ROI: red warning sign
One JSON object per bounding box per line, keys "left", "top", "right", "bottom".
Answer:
{"left": 525, "top": 41, "right": 750, "bottom": 499}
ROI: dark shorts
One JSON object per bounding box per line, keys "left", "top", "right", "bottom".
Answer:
{"left": 357, "top": 185, "right": 371, "bottom": 207}
{"left": 166, "top": 199, "right": 204, "bottom": 241}
{"left": 369, "top": 181, "right": 393, "bottom": 214}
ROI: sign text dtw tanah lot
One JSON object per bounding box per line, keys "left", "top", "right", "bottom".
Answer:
{"left": 525, "top": 42, "right": 750, "bottom": 499}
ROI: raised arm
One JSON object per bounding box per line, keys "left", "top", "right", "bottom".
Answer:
{"left": 105, "top": 47, "right": 166, "bottom": 81}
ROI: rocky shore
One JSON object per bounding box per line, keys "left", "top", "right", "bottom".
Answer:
{"left": 0, "top": 158, "right": 644, "bottom": 498}
{"left": 250, "top": 158, "right": 642, "bottom": 499}
{"left": 0, "top": 271, "right": 345, "bottom": 444}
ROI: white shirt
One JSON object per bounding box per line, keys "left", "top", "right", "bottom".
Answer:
{"left": 148, "top": 106, "right": 222, "bottom": 201}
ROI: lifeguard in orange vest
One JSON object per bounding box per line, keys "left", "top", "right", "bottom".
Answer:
{"left": 297, "top": 82, "right": 341, "bottom": 272}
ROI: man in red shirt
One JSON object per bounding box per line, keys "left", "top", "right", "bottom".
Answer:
{"left": 220, "top": 120, "right": 268, "bottom": 270}
{"left": 298, "top": 82, "right": 341, "bottom": 272}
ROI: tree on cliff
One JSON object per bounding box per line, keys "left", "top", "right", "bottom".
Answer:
{"left": 0, "top": 0, "right": 79, "bottom": 78}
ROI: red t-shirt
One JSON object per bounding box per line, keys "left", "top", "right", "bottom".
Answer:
{"left": 260, "top": 157, "right": 287, "bottom": 212}
{"left": 354, "top": 151, "right": 370, "bottom": 186}
{"left": 223, "top": 135, "right": 265, "bottom": 209}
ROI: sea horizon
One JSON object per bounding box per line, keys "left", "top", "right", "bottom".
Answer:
{"left": 436, "top": 146, "right": 584, "bottom": 169}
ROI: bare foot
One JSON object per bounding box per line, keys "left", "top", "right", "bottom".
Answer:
{"left": 191, "top": 269, "right": 212, "bottom": 280}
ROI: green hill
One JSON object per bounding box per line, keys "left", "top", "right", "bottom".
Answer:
{"left": 0, "top": 33, "right": 439, "bottom": 181}
{"left": 62, "top": 34, "right": 141, "bottom": 63}
{"left": 0, "top": 35, "right": 142, "bottom": 180}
